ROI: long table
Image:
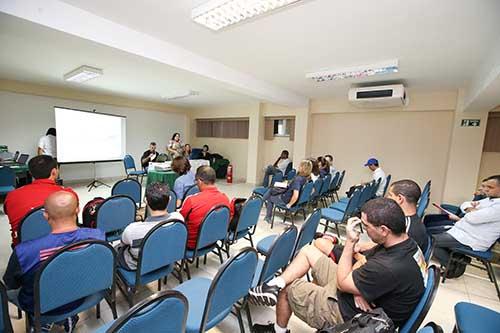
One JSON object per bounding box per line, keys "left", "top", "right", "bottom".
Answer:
{"left": 146, "top": 159, "right": 210, "bottom": 189}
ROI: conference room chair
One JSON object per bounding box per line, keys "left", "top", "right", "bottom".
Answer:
{"left": 399, "top": 265, "right": 440, "bottom": 333}
{"left": 320, "top": 187, "right": 363, "bottom": 236}
{"left": 332, "top": 181, "right": 374, "bottom": 213}
{"left": 8, "top": 240, "right": 117, "bottom": 333}
{"left": 111, "top": 178, "right": 142, "bottom": 208}
{"left": 270, "top": 180, "right": 314, "bottom": 228}
{"left": 123, "top": 154, "right": 146, "bottom": 184}
{"left": 326, "top": 171, "right": 340, "bottom": 204}
{"left": 454, "top": 302, "right": 500, "bottom": 333}
{"left": 183, "top": 205, "right": 230, "bottom": 280}
{"left": 225, "top": 196, "right": 263, "bottom": 254}
{"left": 416, "top": 322, "right": 444, "bottom": 333}
{"left": 167, "top": 190, "right": 177, "bottom": 213}
{"left": 95, "top": 195, "right": 137, "bottom": 242}
{"left": 0, "top": 282, "right": 13, "bottom": 333}
{"left": 284, "top": 162, "right": 293, "bottom": 178}
{"left": 309, "top": 177, "right": 324, "bottom": 208}
{"left": 332, "top": 170, "right": 346, "bottom": 201}
{"left": 442, "top": 238, "right": 500, "bottom": 300}
{"left": 382, "top": 174, "right": 392, "bottom": 196}
{"left": 174, "top": 247, "right": 258, "bottom": 333}
{"left": 0, "top": 166, "right": 16, "bottom": 196}
{"left": 94, "top": 290, "right": 188, "bottom": 333}
{"left": 252, "top": 171, "right": 285, "bottom": 197}
{"left": 285, "top": 168, "right": 296, "bottom": 181}
{"left": 178, "top": 184, "right": 200, "bottom": 208}
{"left": 417, "top": 180, "right": 432, "bottom": 218}
{"left": 424, "top": 234, "right": 435, "bottom": 265}
{"left": 116, "top": 220, "right": 187, "bottom": 307}
{"left": 318, "top": 173, "right": 332, "bottom": 207}
{"left": 257, "top": 208, "right": 321, "bottom": 259}
{"left": 18, "top": 206, "right": 51, "bottom": 243}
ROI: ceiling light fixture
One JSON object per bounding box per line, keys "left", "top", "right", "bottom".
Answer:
{"left": 64, "top": 65, "right": 103, "bottom": 83}
{"left": 306, "top": 59, "right": 399, "bottom": 82}
{"left": 162, "top": 90, "right": 200, "bottom": 100}
{"left": 192, "top": 0, "right": 303, "bottom": 31}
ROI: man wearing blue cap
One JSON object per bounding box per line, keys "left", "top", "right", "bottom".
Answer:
{"left": 364, "top": 158, "right": 387, "bottom": 197}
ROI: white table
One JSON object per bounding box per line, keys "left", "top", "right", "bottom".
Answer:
{"left": 148, "top": 159, "right": 209, "bottom": 173}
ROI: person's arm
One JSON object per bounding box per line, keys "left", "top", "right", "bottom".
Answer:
{"left": 179, "top": 197, "right": 193, "bottom": 221}
{"left": 462, "top": 206, "right": 498, "bottom": 225}
{"left": 337, "top": 217, "right": 362, "bottom": 295}
{"left": 272, "top": 156, "right": 281, "bottom": 168}
{"left": 141, "top": 152, "right": 151, "bottom": 165}
{"left": 37, "top": 147, "right": 44, "bottom": 155}
{"left": 286, "top": 189, "right": 299, "bottom": 208}
{"left": 3, "top": 252, "right": 22, "bottom": 290}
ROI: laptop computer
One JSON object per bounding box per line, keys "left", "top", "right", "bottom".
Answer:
{"left": 17, "top": 154, "right": 29, "bottom": 164}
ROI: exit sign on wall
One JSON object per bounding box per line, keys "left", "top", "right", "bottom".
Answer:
{"left": 461, "top": 119, "right": 481, "bottom": 127}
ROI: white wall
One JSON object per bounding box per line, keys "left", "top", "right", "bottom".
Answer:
{"left": 0, "top": 91, "right": 187, "bottom": 181}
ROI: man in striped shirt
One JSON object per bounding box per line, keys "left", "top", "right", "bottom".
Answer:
{"left": 3, "top": 191, "right": 104, "bottom": 332}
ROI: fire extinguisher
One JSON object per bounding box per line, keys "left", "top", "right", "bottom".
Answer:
{"left": 227, "top": 164, "right": 233, "bottom": 183}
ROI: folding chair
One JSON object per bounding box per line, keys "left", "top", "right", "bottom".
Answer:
{"left": 96, "top": 195, "right": 137, "bottom": 242}
{"left": 18, "top": 206, "right": 51, "bottom": 243}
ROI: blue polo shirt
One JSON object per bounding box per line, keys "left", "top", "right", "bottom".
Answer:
{"left": 173, "top": 171, "right": 196, "bottom": 201}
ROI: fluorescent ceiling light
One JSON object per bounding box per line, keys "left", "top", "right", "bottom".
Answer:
{"left": 306, "top": 59, "right": 399, "bottom": 82}
{"left": 163, "top": 90, "right": 200, "bottom": 100}
{"left": 64, "top": 65, "right": 103, "bottom": 83}
{"left": 192, "top": 0, "right": 303, "bottom": 31}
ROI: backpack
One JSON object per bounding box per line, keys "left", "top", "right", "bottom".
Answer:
{"left": 229, "top": 198, "right": 247, "bottom": 232}
{"left": 445, "top": 253, "right": 471, "bottom": 279}
{"left": 82, "top": 197, "right": 105, "bottom": 228}
{"left": 318, "top": 308, "right": 395, "bottom": 333}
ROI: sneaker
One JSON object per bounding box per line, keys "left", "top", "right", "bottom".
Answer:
{"left": 62, "top": 315, "right": 79, "bottom": 333}
{"left": 30, "top": 324, "right": 53, "bottom": 333}
{"left": 264, "top": 217, "right": 272, "bottom": 224}
{"left": 252, "top": 322, "right": 290, "bottom": 333}
{"left": 249, "top": 283, "right": 281, "bottom": 306}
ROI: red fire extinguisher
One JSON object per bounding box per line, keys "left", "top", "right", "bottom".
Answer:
{"left": 227, "top": 164, "right": 233, "bottom": 183}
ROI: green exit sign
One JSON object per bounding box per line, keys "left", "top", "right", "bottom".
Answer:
{"left": 461, "top": 119, "right": 481, "bottom": 127}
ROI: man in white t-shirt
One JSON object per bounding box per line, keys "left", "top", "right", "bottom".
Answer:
{"left": 116, "top": 182, "right": 184, "bottom": 270}
{"left": 364, "top": 157, "right": 387, "bottom": 197}
{"left": 38, "top": 127, "right": 57, "bottom": 158}
{"left": 262, "top": 150, "right": 291, "bottom": 187}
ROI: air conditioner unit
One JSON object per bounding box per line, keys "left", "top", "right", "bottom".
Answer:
{"left": 348, "top": 84, "right": 408, "bottom": 108}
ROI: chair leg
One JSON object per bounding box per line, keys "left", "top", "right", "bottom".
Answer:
{"left": 323, "top": 219, "right": 330, "bottom": 233}
{"left": 184, "top": 260, "right": 192, "bottom": 280}
{"left": 96, "top": 302, "right": 101, "bottom": 319}
{"left": 486, "top": 262, "right": 500, "bottom": 301}
{"left": 271, "top": 206, "right": 276, "bottom": 229}
{"left": 244, "top": 297, "right": 253, "bottom": 330}
{"left": 217, "top": 245, "right": 224, "bottom": 264}
{"left": 17, "top": 307, "right": 22, "bottom": 319}
{"left": 204, "top": 254, "right": 207, "bottom": 265}
{"left": 196, "top": 257, "right": 200, "bottom": 268}
{"left": 335, "top": 223, "right": 340, "bottom": 239}
{"left": 225, "top": 242, "right": 231, "bottom": 259}
{"left": 236, "top": 306, "right": 245, "bottom": 333}
{"left": 248, "top": 233, "right": 254, "bottom": 248}
{"left": 157, "top": 279, "right": 162, "bottom": 291}
{"left": 442, "top": 251, "right": 455, "bottom": 283}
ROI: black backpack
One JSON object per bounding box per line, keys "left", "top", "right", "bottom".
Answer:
{"left": 82, "top": 197, "right": 105, "bottom": 228}
{"left": 318, "top": 308, "right": 395, "bottom": 333}
{"left": 229, "top": 198, "right": 247, "bottom": 232}
{"left": 445, "top": 253, "right": 471, "bottom": 279}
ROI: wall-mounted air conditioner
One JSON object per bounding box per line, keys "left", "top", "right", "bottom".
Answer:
{"left": 348, "top": 84, "right": 408, "bottom": 108}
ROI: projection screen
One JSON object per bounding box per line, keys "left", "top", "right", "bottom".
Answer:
{"left": 55, "top": 107, "right": 126, "bottom": 163}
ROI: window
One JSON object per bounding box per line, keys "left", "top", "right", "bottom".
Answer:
{"left": 265, "top": 117, "right": 295, "bottom": 141}
{"left": 195, "top": 118, "right": 249, "bottom": 139}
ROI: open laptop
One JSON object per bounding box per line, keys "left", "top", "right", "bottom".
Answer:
{"left": 1, "top": 153, "right": 29, "bottom": 166}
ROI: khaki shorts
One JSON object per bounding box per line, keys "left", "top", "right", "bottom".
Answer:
{"left": 287, "top": 255, "right": 343, "bottom": 329}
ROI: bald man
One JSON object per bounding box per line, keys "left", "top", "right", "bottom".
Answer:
{"left": 3, "top": 191, "right": 104, "bottom": 332}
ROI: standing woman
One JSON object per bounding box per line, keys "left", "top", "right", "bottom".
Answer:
{"left": 38, "top": 128, "right": 57, "bottom": 158}
{"left": 167, "top": 132, "right": 183, "bottom": 159}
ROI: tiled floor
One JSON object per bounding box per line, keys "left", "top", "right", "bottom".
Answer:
{"left": 0, "top": 179, "right": 498, "bottom": 332}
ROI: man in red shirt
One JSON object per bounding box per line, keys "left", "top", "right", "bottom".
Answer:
{"left": 180, "top": 166, "right": 230, "bottom": 249}
{"left": 4, "top": 155, "right": 78, "bottom": 246}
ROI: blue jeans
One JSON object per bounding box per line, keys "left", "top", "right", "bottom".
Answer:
{"left": 263, "top": 189, "right": 286, "bottom": 220}
{"left": 262, "top": 165, "right": 280, "bottom": 187}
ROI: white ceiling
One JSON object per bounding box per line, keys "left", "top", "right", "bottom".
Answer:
{"left": 1, "top": 0, "right": 500, "bottom": 107}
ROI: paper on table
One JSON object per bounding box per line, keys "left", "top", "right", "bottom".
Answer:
{"left": 274, "top": 181, "right": 288, "bottom": 188}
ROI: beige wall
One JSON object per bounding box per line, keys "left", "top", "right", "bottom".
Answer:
{"left": 478, "top": 152, "right": 500, "bottom": 185}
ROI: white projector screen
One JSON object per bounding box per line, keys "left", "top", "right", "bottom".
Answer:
{"left": 55, "top": 107, "right": 126, "bottom": 163}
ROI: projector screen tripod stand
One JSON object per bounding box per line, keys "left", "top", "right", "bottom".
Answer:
{"left": 87, "top": 161, "right": 110, "bottom": 192}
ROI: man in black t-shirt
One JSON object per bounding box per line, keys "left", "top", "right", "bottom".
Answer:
{"left": 140, "top": 142, "right": 158, "bottom": 170}
{"left": 250, "top": 198, "right": 426, "bottom": 333}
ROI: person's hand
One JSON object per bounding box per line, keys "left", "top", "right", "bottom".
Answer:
{"left": 354, "top": 295, "right": 373, "bottom": 312}
{"left": 448, "top": 213, "right": 460, "bottom": 221}
{"left": 354, "top": 242, "right": 362, "bottom": 253}
{"left": 286, "top": 203, "right": 291, "bottom": 209}
{"left": 464, "top": 201, "right": 479, "bottom": 213}
{"left": 346, "top": 217, "right": 362, "bottom": 243}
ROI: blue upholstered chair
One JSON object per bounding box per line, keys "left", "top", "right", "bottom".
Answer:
{"left": 96, "top": 195, "right": 137, "bottom": 242}
{"left": 417, "top": 180, "right": 432, "bottom": 218}
{"left": 174, "top": 247, "right": 258, "bottom": 333}
{"left": 320, "top": 187, "right": 362, "bottom": 236}
{"left": 0, "top": 166, "right": 16, "bottom": 196}
{"left": 116, "top": 220, "right": 187, "bottom": 307}
{"left": 423, "top": 234, "right": 434, "bottom": 265}
{"left": 285, "top": 168, "right": 296, "bottom": 181}
{"left": 1, "top": 281, "right": 13, "bottom": 333}
{"left": 318, "top": 173, "right": 332, "bottom": 207}
{"left": 226, "top": 196, "right": 263, "bottom": 252}
{"left": 454, "top": 302, "right": 500, "bottom": 333}
{"left": 8, "top": 240, "right": 117, "bottom": 333}
{"left": 332, "top": 170, "right": 346, "bottom": 202}
{"left": 18, "top": 206, "right": 51, "bottom": 243}
{"left": 310, "top": 177, "right": 324, "bottom": 207}
{"left": 416, "top": 322, "right": 444, "bottom": 333}
{"left": 179, "top": 184, "right": 200, "bottom": 207}
{"left": 253, "top": 172, "right": 284, "bottom": 197}
{"left": 94, "top": 290, "right": 188, "bottom": 333}
{"left": 184, "top": 205, "right": 230, "bottom": 280}
{"left": 167, "top": 190, "right": 177, "bottom": 213}
{"left": 382, "top": 174, "right": 392, "bottom": 196}
{"left": 271, "top": 181, "right": 314, "bottom": 228}
{"left": 112, "top": 179, "right": 142, "bottom": 208}
{"left": 399, "top": 265, "right": 440, "bottom": 333}
{"left": 123, "top": 155, "right": 146, "bottom": 183}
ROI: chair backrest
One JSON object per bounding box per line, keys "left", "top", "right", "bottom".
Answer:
{"left": 284, "top": 162, "right": 293, "bottom": 176}
{"left": 293, "top": 209, "right": 321, "bottom": 257}
{"left": 235, "top": 196, "right": 263, "bottom": 233}
{"left": 356, "top": 183, "right": 373, "bottom": 210}
{"left": 258, "top": 226, "right": 298, "bottom": 284}
{"left": 123, "top": 155, "right": 136, "bottom": 172}
{"left": 382, "top": 174, "right": 392, "bottom": 196}
{"left": 417, "top": 189, "right": 431, "bottom": 219}
{"left": 422, "top": 180, "right": 431, "bottom": 197}
{"left": 0, "top": 166, "right": 15, "bottom": 187}
{"left": 34, "top": 240, "right": 115, "bottom": 315}
{"left": 105, "top": 290, "right": 188, "bottom": 333}
{"left": 19, "top": 206, "right": 51, "bottom": 243}
{"left": 201, "top": 247, "right": 258, "bottom": 332}
{"left": 112, "top": 179, "right": 142, "bottom": 206}
{"left": 335, "top": 170, "right": 346, "bottom": 190}
{"left": 167, "top": 190, "right": 177, "bottom": 213}
{"left": 0, "top": 281, "right": 13, "bottom": 333}
{"left": 311, "top": 178, "right": 323, "bottom": 200}
{"left": 271, "top": 172, "right": 284, "bottom": 185}
{"left": 319, "top": 174, "right": 332, "bottom": 196}
{"left": 329, "top": 171, "right": 340, "bottom": 191}
{"left": 195, "top": 205, "right": 231, "bottom": 249}
{"left": 344, "top": 188, "right": 363, "bottom": 218}
{"left": 286, "top": 169, "right": 296, "bottom": 181}
{"left": 183, "top": 184, "right": 199, "bottom": 201}
{"left": 399, "top": 265, "right": 440, "bottom": 333}
{"left": 138, "top": 220, "right": 187, "bottom": 278}
{"left": 424, "top": 235, "right": 434, "bottom": 264}
{"left": 96, "top": 195, "right": 137, "bottom": 235}
{"left": 295, "top": 181, "right": 314, "bottom": 207}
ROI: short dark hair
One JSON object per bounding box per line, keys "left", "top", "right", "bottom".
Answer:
{"left": 203, "top": 144, "right": 209, "bottom": 150}
{"left": 171, "top": 132, "right": 180, "bottom": 140}
{"left": 281, "top": 150, "right": 289, "bottom": 158}
{"left": 390, "top": 179, "right": 421, "bottom": 205}
{"left": 150, "top": 142, "right": 156, "bottom": 146}
{"left": 28, "top": 155, "right": 57, "bottom": 179}
{"left": 46, "top": 128, "right": 56, "bottom": 136}
{"left": 361, "top": 197, "right": 406, "bottom": 235}
{"left": 146, "top": 182, "right": 170, "bottom": 211}
{"left": 325, "top": 154, "right": 333, "bottom": 160}
{"left": 196, "top": 165, "right": 216, "bottom": 185}
{"left": 485, "top": 175, "right": 500, "bottom": 185}
{"left": 171, "top": 156, "right": 191, "bottom": 175}
{"left": 309, "top": 158, "right": 320, "bottom": 176}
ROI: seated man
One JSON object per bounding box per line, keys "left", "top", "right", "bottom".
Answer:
{"left": 364, "top": 157, "right": 387, "bottom": 197}
{"left": 433, "top": 174, "right": 500, "bottom": 267}
{"left": 250, "top": 198, "right": 426, "bottom": 332}
{"left": 4, "top": 155, "right": 79, "bottom": 246}
{"left": 3, "top": 191, "right": 104, "bottom": 332}
{"left": 262, "top": 150, "right": 291, "bottom": 187}
{"left": 116, "top": 182, "right": 184, "bottom": 270}
{"left": 140, "top": 142, "right": 158, "bottom": 170}
{"left": 316, "top": 179, "right": 429, "bottom": 260}
{"left": 180, "top": 166, "right": 230, "bottom": 249}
